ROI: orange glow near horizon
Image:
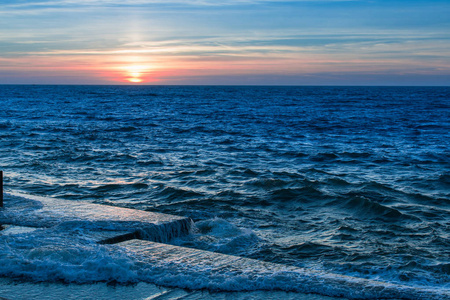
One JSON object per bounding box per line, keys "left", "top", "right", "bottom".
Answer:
{"left": 8, "top": 51, "right": 434, "bottom": 85}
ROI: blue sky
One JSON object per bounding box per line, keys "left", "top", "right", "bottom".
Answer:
{"left": 1, "top": 0, "right": 449, "bottom": 85}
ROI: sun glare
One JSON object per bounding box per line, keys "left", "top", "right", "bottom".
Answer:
{"left": 123, "top": 63, "right": 149, "bottom": 83}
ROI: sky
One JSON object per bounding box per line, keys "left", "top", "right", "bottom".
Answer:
{"left": 1, "top": 0, "right": 449, "bottom": 85}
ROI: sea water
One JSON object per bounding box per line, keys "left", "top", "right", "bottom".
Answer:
{"left": 0, "top": 85, "right": 449, "bottom": 297}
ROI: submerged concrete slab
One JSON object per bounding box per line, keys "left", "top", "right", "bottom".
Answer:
{"left": 1, "top": 192, "right": 192, "bottom": 243}
{"left": 0, "top": 277, "right": 341, "bottom": 300}
{"left": 118, "top": 239, "right": 448, "bottom": 300}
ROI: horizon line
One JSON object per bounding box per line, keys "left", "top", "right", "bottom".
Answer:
{"left": 1, "top": 84, "right": 449, "bottom": 87}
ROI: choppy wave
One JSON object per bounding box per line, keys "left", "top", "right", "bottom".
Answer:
{"left": 0, "top": 85, "right": 449, "bottom": 294}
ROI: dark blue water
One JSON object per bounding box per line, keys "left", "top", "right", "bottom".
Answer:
{"left": 0, "top": 85, "right": 449, "bottom": 291}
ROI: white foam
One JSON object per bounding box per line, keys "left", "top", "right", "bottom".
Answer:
{"left": 170, "top": 217, "right": 262, "bottom": 256}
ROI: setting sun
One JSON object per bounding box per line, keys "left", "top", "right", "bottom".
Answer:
{"left": 122, "top": 63, "right": 150, "bottom": 83}
{"left": 128, "top": 78, "right": 142, "bottom": 83}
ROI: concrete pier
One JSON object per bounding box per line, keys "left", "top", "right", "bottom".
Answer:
{"left": 1, "top": 192, "right": 192, "bottom": 243}
{"left": 0, "top": 277, "right": 341, "bottom": 300}
{"left": 117, "top": 239, "right": 448, "bottom": 300}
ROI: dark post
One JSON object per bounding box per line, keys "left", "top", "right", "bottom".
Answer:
{"left": 0, "top": 171, "right": 3, "bottom": 208}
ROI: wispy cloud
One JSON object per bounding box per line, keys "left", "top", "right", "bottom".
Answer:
{"left": 0, "top": 0, "right": 363, "bottom": 16}
{"left": 3, "top": 0, "right": 361, "bottom": 7}
{"left": 4, "top": 30, "right": 449, "bottom": 57}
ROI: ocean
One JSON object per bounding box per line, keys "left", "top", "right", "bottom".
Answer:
{"left": 0, "top": 85, "right": 449, "bottom": 297}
